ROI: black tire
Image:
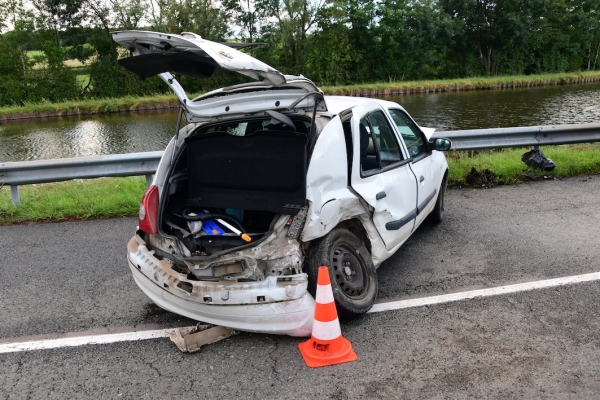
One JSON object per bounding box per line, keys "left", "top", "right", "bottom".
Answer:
{"left": 429, "top": 174, "right": 447, "bottom": 224}
{"left": 305, "top": 228, "right": 378, "bottom": 317}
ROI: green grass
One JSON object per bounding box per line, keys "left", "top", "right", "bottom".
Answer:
{"left": 1, "top": 145, "right": 599, "bottom": 225}
{"left": 320, "top": 71, "right": 600, "bottom": 95}
{"left": 447, "top": 144, "right": 600, "bottom": 186}
{"left": 0, "top": 177, "right": 147, "bottom": 224}
{"left": 0, "top": 93, "right": 180, "bottom": 119}
{"left": 27, "top": 46, "right": 94, "bottom": 68}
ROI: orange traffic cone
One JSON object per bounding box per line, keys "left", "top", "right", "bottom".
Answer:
{"left": 299, "top": 266, "right": 358, "bottom": 368}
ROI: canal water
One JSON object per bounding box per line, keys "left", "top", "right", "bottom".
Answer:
{"left": 2, "top": 83, "right": 600, "bottom": 162}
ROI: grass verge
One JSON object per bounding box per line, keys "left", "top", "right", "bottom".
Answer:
{"left": 0, "top": 94, "right": 180, "bottom": 120}
{"left": 448, "top": 144, "right": 600, "bottom": 186}
{"left": 1, "top": 145, "right": 599, "bottom": 225}
{"left": 320, "top": 71, "right": 600, "bottom": 96}
{"left": 0, "top": 177, "right": 147, "bottom": 224}
{"left": 4, "top": 71, "right": 600, "bottom": 120}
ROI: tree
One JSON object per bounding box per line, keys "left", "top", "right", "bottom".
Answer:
{"left": 222, "top": 0, "right": 262, "bottom": 42}
{"left": 31, "top": 0, "right": 87, "bottom": 46}
{"left": 110, "top": 0, "right": 147, "bottom": 30}
{"left": 1, "top": 0, "right": 36, "bottom": 104}
{"left": 147, "top": 0, "right": 230, "bottom": 40}
{"left": 438, "top": 0, "right": 571, "bottom": 76}
{"left": 305, "top": 1, "right": 356, "bottom": 84}
{"left": 375, "top": 0, "right": 455, "bottom": 81}
{"left": 252, "top": 0, "right": 325, "bottom": 74}
{"left": 0, "top": 36, "right": 27, "bottom": 105}
{"left": 569, "top": 0, "right": 600, "bottom": 70}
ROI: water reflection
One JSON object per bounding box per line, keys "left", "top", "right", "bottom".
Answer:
{"left": 0, "top": 112, "right": 177, "bottom": 162}
{"left": 388, "top": 83, "right": 600, "bottom": 130}
{"left": 2, "top": 83, "right": 600, "bottom": 162}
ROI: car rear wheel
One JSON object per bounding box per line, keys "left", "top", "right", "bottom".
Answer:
{"left": 305, "top": 228, "right": 377, "bottom": 317}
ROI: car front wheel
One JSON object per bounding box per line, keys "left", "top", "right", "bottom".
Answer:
{"left": 429, "top": 174, "right": 447, "bottom": 224}
{"left": 305, "top": 228, "right": 378, "bottom": 318}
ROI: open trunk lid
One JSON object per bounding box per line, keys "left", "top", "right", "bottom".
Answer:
{"left": 112, "top": 30, "right": 286, "bottom": 85}
{"left": 112, "top": 30, "right": 325, "bottom": 122}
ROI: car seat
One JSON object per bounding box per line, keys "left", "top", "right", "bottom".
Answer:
{"left": 360, "top": 124, "right": 378, "bottom": 171}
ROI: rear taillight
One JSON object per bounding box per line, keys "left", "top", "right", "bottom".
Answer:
{"left": 139, "top": 185, "right": 159, "bottom": 234}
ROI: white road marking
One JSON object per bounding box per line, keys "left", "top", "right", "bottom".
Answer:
{"left": 369, "top": 271, "right": 600, "bottom": 313}
{"left": 0, "top": 328, "right": 178, "bottom": 354}
{"left": 2, "top": 271, "right": 600, "bottom": 354}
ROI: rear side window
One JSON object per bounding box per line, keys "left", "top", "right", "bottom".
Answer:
{"left": 359, "top": 110, "right": 404, "bottom": 174}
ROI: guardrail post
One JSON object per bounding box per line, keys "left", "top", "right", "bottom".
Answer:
{"left": 10, "top": 185, "right": 20, "bottom": 206}
{"left": 145, "top": 175, "right": 154, "bottom": 188}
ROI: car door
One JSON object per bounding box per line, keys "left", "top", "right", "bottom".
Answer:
{"left": 350, "top": 102, "right": 418, "bottom": 251}
{"left": 387, "top": 108, "right": 438, "bottom": 228}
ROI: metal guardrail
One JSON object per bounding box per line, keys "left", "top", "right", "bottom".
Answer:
{"left": 0, "top": 151, "right": 162, "bottom": 205}
{"left": 2, "top": 123, "right": 600, "bottom": 205}
{"left": 433, "top": 123, "right": 600, "bottom": 150}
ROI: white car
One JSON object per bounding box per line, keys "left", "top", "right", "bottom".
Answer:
{"left": 114, "top": 30, "right": 451, "bottom": 337}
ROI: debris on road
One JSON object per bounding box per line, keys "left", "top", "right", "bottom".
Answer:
{"left": 168, "top": 324, "right": 238, "bottom": 353}
{"left": 521, "top": 149, "right": 555, "bottom": 170}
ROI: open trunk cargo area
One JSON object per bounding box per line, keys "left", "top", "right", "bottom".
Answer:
{"left": 160, "top": 124, "right": 309, "bottom": 258}
{"left": 186, "top": 131, "right": 307, "bottom": 214}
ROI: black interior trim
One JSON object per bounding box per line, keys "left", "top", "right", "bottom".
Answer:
{"left": 360, "top": 158, "right": 413, "bottom": 178}
{"left": 118, "top": 52, "right": 218, "bottom": 79}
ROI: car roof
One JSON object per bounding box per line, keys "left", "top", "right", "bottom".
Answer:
{"left": 324, "top": 96, "right": 407, "bottom": 115}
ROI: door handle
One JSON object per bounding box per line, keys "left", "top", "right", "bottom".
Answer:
{"left": 420, "top": 176, "right": 425, "bottom": 182}
{"left": 376, "top": 191, "right": 387, "bottom": 200}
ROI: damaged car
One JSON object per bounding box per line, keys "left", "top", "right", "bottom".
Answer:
{"left": 114, "top": 30, "right": 452, "bottom": 337}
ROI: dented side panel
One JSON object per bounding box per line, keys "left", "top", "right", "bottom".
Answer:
{"left": 304, "top": 117, "right": 361, "bottom": 240}
{"left": 302, "top": 116, "right": 391, "bottom": 265}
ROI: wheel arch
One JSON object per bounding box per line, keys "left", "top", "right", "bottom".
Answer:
{"left": 302, "top": 217, "right": 372, "bottom": 256}
{"left": 303, "top": 226, "right": 378, "bottom": 317}
{"left": 335, "top": 218, "right": 372, "bottom": 255}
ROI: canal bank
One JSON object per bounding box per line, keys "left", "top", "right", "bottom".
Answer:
{"left": 3, "top": 71, "right": 600, "bottom": 121}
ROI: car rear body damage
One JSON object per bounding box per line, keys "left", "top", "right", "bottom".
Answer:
{"left": 127, "top": 233, "right": 314, "bottom": 336}
{"left": 116, "top": 30, "right": 451, "bottom": 336}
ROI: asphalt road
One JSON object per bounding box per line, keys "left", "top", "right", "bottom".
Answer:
{"left": 1, "top": 176, "right": 600, "bottom": 399}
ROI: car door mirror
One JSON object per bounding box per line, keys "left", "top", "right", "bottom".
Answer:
{"left": 430, "top": 138, "right": 452, "bottom": 152}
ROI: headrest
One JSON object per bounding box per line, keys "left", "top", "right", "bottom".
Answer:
{"left": 360, "top": 124, "right": 370, "bottom": 157}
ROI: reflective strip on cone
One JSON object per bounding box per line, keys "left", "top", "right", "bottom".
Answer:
{"left": 315, "top": 284, "right": 335, "bottom": 304}
{"left": 311, "top": 319, "right": 342, "bottom": 341}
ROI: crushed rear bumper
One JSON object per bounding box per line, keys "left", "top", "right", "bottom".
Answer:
{"left": 127, "top": 236, "right": 314, "bottom": 336}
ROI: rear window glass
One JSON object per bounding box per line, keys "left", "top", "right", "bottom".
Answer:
{"left": 196, "top": 118, "right": 311, "bottom": 136}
